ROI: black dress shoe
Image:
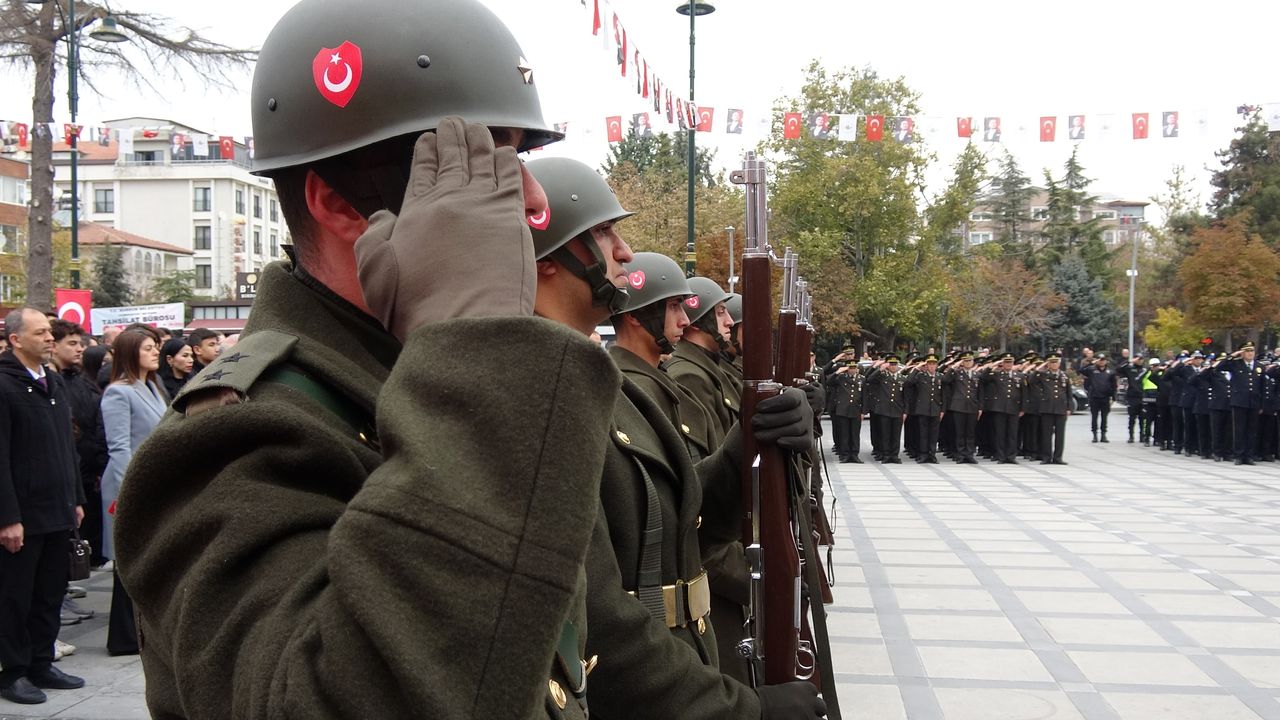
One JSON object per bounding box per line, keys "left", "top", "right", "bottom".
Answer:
{"left": 0, "top": 677, "right": 46, "bottom": 704}
{"left": 1244, "top": 459, "right": 1256, "bottom": 465}
{"left": 1053, "top": 460, "right": 1068, "bottom": 465}
{"left": 850, "top": 456, "right": 863, "bottom": 464}
{"left": 28, "top": 666, "right": 85, "bottom": 690}
{"left": 888, "top": 457, "right": 902, "bottom": 464}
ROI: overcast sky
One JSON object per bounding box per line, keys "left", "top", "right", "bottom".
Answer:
{"left": 4, "top": 0, "right": 1276, "bottom": 221}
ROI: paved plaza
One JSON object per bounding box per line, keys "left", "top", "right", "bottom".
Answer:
{"left": 4, "top": 414, "right": 1280, "bottom": 719}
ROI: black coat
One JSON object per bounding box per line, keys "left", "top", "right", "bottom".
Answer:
{"left": 1034, "top": 369, "right": 1073, "bottom": 415}
{"left": 864, "top": 366, "right": 905, "bottom": 417}
{"left": 904, "top": 368, "right": 944, "bottom": 416}
{"left": 0, "top": 351, "right": 86, "bottom": 533}
{"left": 824, "top": 368, "right": 865, "bottom": 418}
{"left": 979, "top": 368, "right": 1022, "bottom": 414}
{"left": 1169, "top": 363, "right": 1200, "bottom": 409}
{"left": 1081, "top": 365, "right": 1118, "bottom": 401}
{"left": 1217, "top": 358, "right": 1264, "bottom": 409}
{"left": 1206, "top": 365, "right": 1232, "bottom": 411}
{"left": 58, "top": 365, "right": 108, "bottom": 484}
{"left": 1116, "top": 361, "right": 1146, "bottom": 401}
{"left": 941, "top": 367, "right": 982, "bottom": 413}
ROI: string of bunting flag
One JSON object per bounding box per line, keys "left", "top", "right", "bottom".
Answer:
{"left": 0, "top": 122, "right": 254, "bottom": 159}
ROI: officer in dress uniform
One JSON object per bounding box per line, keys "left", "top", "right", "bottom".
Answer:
{"left": 525, "top": 158, "right": 825, "bottom": 718}
{"left": 1032, "top": 354, "right": 1072, "bottom": 464}
{"left": 905, "top": 354, "right": 944, "bottom": 463}
{"left": 1018, "top": 353, "right": 1042, "bottom": 460}
{"left": 1206, "top": 354, "right": 1234, "bottom": 461}
{"left": 902, "top": 355, "right": 921, "bottom": 460}
{"left": 1216, "top": 341, "right": 1264, "bottom": 464}
{"left": 825, "top": 349, "right": 865, "bottom": 463}
{"left": 1261, "top": 356, "right": 1280, "bottom": 461}
{"left": 114, "top": 2, "right": 622, "bottom": 716}
{"left": 980, "top": 353, "right": 1023, "bottom": 464}
{"left": 942, "top": 352, "right": 982, "bottom": 463}
{"left": 1190, "top": 355, "right": 1215, "bottom": 459}
{"left": 865, "top": 353, "right": 906, "bottom": 463}
{"left": 1171, "top": 352, "right": 1205, "bottom": 457}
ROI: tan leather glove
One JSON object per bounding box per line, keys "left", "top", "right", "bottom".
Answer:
{"left": 355, "top": 116, "right": 534, "bottom": 341}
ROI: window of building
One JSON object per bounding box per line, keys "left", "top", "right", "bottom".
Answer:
{"left": 196, "top": 264, "right": 212, "bottom": 289}
{"left": 1030, "top": 206, "right": 1049, "bottom": 221}
{"left": 1104, "top": 231, "right": 1116, "bottom": 244}
{"left": 968, "top": 211, "right": 994, "bottom": 222}
{"left": 94, "top": 188, "right": 114, "bottom": 214}
{"left": 144, "top": 253, "right": 154, "bottom": 275}
{"left": 269, "top": 232, "right": 278, "bottom": 257}
{"left": 0, "top": 176, "right": 26, "bottom": 205}
{"left": 969, "top": 232, "right": 993, "bottom": 245}
{"left": 269, "top": 199, "right": 278, "bottom": 222}
{"left": 235, "top": 188, "right": 245, "bottom": 215}
{"left": 193, "top": 186, "right": 212, "bottom": 212}
{"left": 131, "top": 150, "right": 159, "bottom": 165}
{"left": 194, "top": 225, "right": 211, "bottom": 250}
{"left": 253, "top": 230, "right": 262, "bottom": 255}
{"left": 134, "top": 250, "right": 143, "bottom": 274}
{"left": 1094, "top": 210, "right": 1116, "bottom": 220}
{"left": 253, "top": 194, "right": 262, "bottom": 219}
{"left": 0, "top": 274, "right": 15, "bottom": 302}
{"left": 0, "top": 224, "right": 18, "bottom": 254}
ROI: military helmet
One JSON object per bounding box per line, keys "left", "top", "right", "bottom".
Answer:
{"left": 525, "top": 157, "right": 634, "bottom": 260}
{"left": 616, "top": 253, "right": 691, "bottom": 314}
{"left": 682, "top": 277, "right": 731, "bottom": 324}
{"left": 724, "top": 293, "right": 743, "bottom": 325}
{"left": 251, "top": 0, "right": 560, "bottom": 175}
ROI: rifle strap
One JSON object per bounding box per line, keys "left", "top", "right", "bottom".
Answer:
{"left": 632, "top": 457, "right": 667, "bottom": 626}
{"left": 816, "top": 434, "right": 836, "bottom": 587}
{"left": 793, "top": 458, "right": 842, "bottom": 720}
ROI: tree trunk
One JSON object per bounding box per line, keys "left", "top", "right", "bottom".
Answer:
{"left": 998, "top": 331, "right": 1008, "bottom": 353}
{"left": 26, "top": 1, "right": 57, "bottom": 311}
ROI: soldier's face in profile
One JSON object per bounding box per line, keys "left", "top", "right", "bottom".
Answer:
{"left": 664, "top": 298, "right": 690, "bottom": 346}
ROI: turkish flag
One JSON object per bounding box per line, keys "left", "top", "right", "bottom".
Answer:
{"left": 642, "top": 60, "right": 649, "bottom": 98}
{"left": 592, "top": 0, "right": 603, "bottom": 35}
{"left": 312, "top": 41, "right": 364, "bottom": 108}
{"left": 666, "top": 92, "right": 674, "bottom": 124}
{"left": 1040, "top": 116, "right": 1056, "bottom": 142}
{"left": 142, "top": 128, "right": 160, "bottom": 138}
{"left": 606, "top": 115, "right": 623, "bottom": 143}
{"left": 613, "top": 14, "right": 627, "bottom": 76}
{"left": 783, "top": 112, "right": 802, "bottom": 139}
{"left": 697, "top": 106, "right": 714, "bottom": 132}
{"left": 63, "top": 123, "right": 81, "bottom": 145}
{"left": 55, "top": 288, "right": 93, "bottom": 330}
{"left": 1132, "top": 113, "right": 1149, "bottom": 140}
{"left": 219, "top": 136, "right": 235, "bottom": 157}
{"left": 15, "top": 123, "right": 28, "bottom": 147}
{"left": 866, "top": 114, "right": 885, "bottom": 142}
{"left": 957, "top": 117, "right": 973, "bottom": 138}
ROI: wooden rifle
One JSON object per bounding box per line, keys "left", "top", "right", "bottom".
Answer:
{"left": 730, "top": 154, "right": 841, "bottom": 718}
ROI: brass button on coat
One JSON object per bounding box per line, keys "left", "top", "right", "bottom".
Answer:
{"left": 549, "top": 679, "right": 567, "bottom": 710}
{"left": 616, "top": 430, "right": 631, "bottom": 445}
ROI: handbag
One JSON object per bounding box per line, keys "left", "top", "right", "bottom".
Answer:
{"left": 69, "top": 530, "right": 92, "bottom": 582}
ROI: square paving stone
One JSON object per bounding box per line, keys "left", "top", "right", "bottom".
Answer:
{"left": 903, "top": 613, "right": 1024, "bottom": 643}
{"left": 1104, "top": 571, "right": 1221, "bottom": 591}
{"left": 994, "top": 569, "right": 1100, "bottom": 589}
{"left": 1216, "top": 653, "right": 1280, "bottom": 689}
{"left": 916, "top": 646, "right": 1054, "bottom": 682}
{"left": 1037, "top": 617, "right": 1167, "bottom": 647}
{"left": 1066, "top": 649, "right": 1218, "bottom": 686}
{"left": 933, "top": 688, "right": 1085, "bottom": 720}
{"left": 1014, "top": 590, "right": 1131, "bottom": 615}
{"left": 1102, "top": 692, "right": 1263, "bottom": 720}
{"left": 1172, "top": 620, "right": 1280, "bottom": 649}
{"left": 894, "top": 588, "right": 1002, "bottom": 612}
{"left": 882, "top": 566, "right": 982, "bottom": 587}
{"left": 1136, "top": 593, "right": 1266, "bottom": 618}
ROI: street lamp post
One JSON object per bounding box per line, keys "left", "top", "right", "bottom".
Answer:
{"left": 26, "top": 0, "right": 127, "bottom": 289}
{"left": 676, "top": 1, "right": 714, "bottom": 277}
{"left": 725, "top": 225, "right": 737, "bottom": 292}
{"left": 1126, "top": 218, "right": 1141, "bottom": 356}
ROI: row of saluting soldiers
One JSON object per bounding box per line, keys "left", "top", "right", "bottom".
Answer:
{"left": 820, "top": 348, "right": 1076, "bottom": 466}
{"left": 1112, "top": 342, "right": 1280, "bottom": 465}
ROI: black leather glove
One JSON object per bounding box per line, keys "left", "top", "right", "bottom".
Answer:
{"left": 758, "top": 681, "right": 827, "bottom": 719}
{"left": 753, "top": 387, "right": 813, "bottom": 452}
{"left": 802, "top": 382, "right": 824, "bottom": 416}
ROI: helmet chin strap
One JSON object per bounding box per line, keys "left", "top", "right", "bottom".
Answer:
{"left": 550, "top": 237, "right": 629, "bottom": 314}
{"left": 694, "top": 313, "right": 731, "bottom": 352}
{"left": 630, "top": 303, "right": 674, "bottom": 355}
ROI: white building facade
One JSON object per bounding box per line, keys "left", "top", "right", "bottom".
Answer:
{"left": 52, "top": 117, "right": 288, "bottom": 298}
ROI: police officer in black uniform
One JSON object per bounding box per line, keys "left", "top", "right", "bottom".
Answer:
{"left": 1216, "top": 341, "right": 1264, "bottom": 464}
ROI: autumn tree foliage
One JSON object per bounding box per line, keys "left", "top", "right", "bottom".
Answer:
{"left": 954, "top": 257, "right": 1062, "bottom": 352}
{"left": 1178, "top": 217, "right": 1280, "bottom": 348}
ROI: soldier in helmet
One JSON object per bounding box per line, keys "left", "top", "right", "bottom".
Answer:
{"left": 721, "top": 293, "right": 745, "bottom": 395}
{"left": 525, "top": 158, "right": 826, "bottom": 719}
{"left": 666, "top": 278, "right": 742, "bottom": 438}
{"left": 113, "top": 2, "right": 623, "bottom": 718}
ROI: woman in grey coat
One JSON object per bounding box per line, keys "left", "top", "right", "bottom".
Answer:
{"left": 100, "top": 328, "right": 166, "bottom": 655}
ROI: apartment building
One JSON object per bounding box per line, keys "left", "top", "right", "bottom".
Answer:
{"left": 50, "top": 116, "right": 287, "bottom": 298}
{"left": 964, "top": 187, "right": 1148, "bottom": 250}
{"left": 0, "top": 156, "right": 28, "bottom": 303}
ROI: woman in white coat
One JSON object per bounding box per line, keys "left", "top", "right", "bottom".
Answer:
{"left": 100, "top": 328, "right": 166, "bottom": 655}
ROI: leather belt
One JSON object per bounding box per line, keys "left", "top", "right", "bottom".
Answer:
{"left": 630, "top": 572, "right": 711, "bottom": 629}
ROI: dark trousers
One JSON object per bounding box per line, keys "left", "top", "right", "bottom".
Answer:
{"left": 1169, "top": 406, "right": 1183, "bottom": 449}
{"left": 991, "top": 412, "right": 1019, "bottom": 462}
{"left": 1141, "top": 403, "right": 1156, "bottom": 441}
{"left": 1020, "top": 413, "right": 1039, "bottom": 457}
{"left": 1089, "top": 398, "right": 1111, "bottom": 434}
{"left": 1232, "top": 407, "right": 1259, "bottom": 461}
{"left": 977, "top": 412, "right": 993, "bottom": 457}
{"left": 1211, "top": 410, "right": 1233, "bottom": 458}
{"left": 869, "top": 412, "right": 882, "bottom": 456}
{"left": 107, "top": 571, "right": 139, "bottom": 655}
{"left": 1183, "top": 408, "right": 1199, "bottom": 454}
{"left": 832, "top": 414, "right": 861, "bottom": 457}
{"left": 81, "top": 479, "right": 106, "bottom": 566}
{"left": 873, "top": 414, "right": 902, "bottom": 459}
{"left": 951, "top": 412, "right": 977, "bottom": 460}
{"left": 904, "top": 415, "right": 919, "bottom": 456}
{"left": 0, "top": 529, "right": 68, "bottom": 687}
{"left": 915, "top": 414, "right": 939, "bottom": 459}
{"left": 1196, "top": 412, "right": 1213, "bottom": 457}
{"left": 1260, "top": 413, "right": 1278, "bottom": 459}
{"left": 1040, "top": 413, "right": 1067, "bottom": 462}
{"left": 1127, "top": 402, "right": 1143, "bottom": 438}
{"left": 939, "top": 412, "right": 956, "bottom": 454}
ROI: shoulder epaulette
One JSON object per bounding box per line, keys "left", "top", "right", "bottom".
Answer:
{"left": 174, "top": 330, "right": 299, "bottom": 413}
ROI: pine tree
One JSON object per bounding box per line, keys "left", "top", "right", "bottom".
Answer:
{"left": 1209, "top": 115, "right": 1280, "bottom": 245}
{"left": 1046, "top": 252, "right": 1123, "bottom": 356}
{"left": 988, "top": 151, "right": 1033, "bottom": 251}
{"left": 89, "top": 242, "right": 132, "bottom": 308}
{"left": 1040, "top": 148, "right": 1111, "bottom": 279}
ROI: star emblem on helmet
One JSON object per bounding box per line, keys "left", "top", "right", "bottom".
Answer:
{"left": 517, "top": 56, "right": 533, "bottom": 85}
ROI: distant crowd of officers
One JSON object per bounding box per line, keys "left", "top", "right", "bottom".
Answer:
{"left": 819, "top": 348, "right": 1075, "bottom": 466}
{"left": 1084, "top": 342, "right": 1280, "bottom": 465}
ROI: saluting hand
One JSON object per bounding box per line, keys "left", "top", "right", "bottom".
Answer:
{"left": 0, "top": 522, "right": 23, "bottom": 553}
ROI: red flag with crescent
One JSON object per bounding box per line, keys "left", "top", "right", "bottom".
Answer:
{"left": 606, "top": 115, "right": 623, "bottom": 143}
{"left": 219, "top": 136, "right": 235, "bottom": 157}
{"left": 783, "top": 112, "right": 802, "bottom": 139}
{"left": 613, "top": 14, "right": 627, "bottom": 76}
{"left": 1040, "top": 116, "right": 1056, "bottom": 142}
{"left": 312, "top": 41, "right": 363, "bottom": 108}
{"left": 956, "top": 117, "right": 973, "bottom": 138}
{"left": 55, "top": 288, "right": 93, "bottom": 330}
{"left": 1132, "top": 113, "right": 1149, "bottom": 139}
{"left": 697, "top": 106, "right": 713, "bottom": 132}
{"left": 14, "top": 123, "right": 28, "bottom": 147}
{"left": 866, "top": 114, "right": 885, "bottom": 142}
{"left": 592, "top": 0, "right": 603, "bottom": 35}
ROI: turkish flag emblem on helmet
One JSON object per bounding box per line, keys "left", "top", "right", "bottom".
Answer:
{"left": 628, "top": 270, "right": 646, "bottom": 289}
{"left": 313, "top": 41, "right": 363, "bottom": 108}
{"left": 685, "top": 295, "right": 700, "bottom": 310}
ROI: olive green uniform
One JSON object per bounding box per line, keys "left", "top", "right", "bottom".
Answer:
{"left": 115, "top": 263, "right": 617, "bottom": 719}
{"left": 609, "top": 346, "right": 722, "bottom": 462}
{"left": 666, "top": 343, "right": 742, "bottom": 439}
{"left": 584, "top": 376, "right": 759, "bottom": 717}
